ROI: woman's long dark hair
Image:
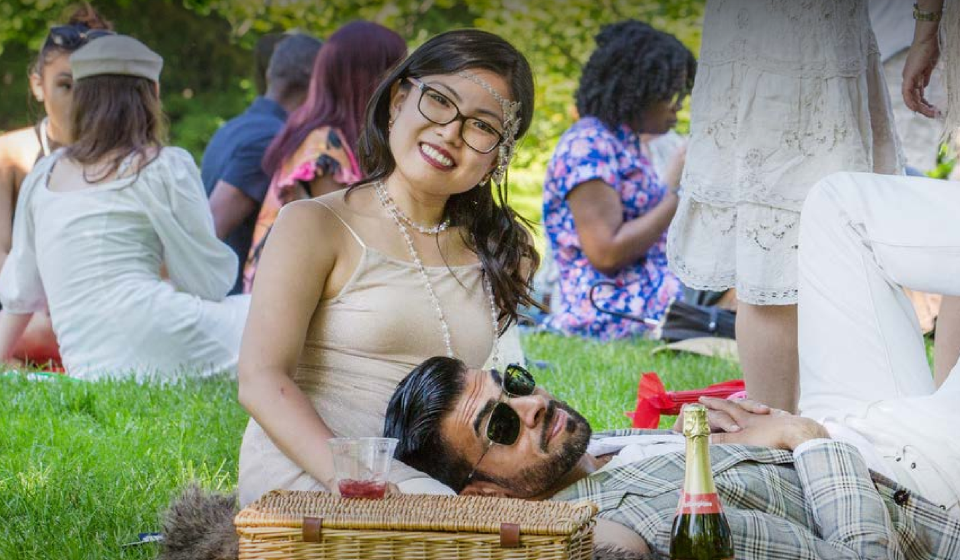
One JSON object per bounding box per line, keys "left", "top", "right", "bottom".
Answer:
{"left": 356, "top": 29, "right": 541, "bottom": 330}
{"left": 262, "top": 21, "right": 407, "bottom": 178}
{"left": 64, "top": 75, "right": 164, "bottom": 182}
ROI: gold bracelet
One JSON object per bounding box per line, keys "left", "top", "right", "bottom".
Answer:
{"left": 913, "top": 3, "right": 943, "bottom": 22}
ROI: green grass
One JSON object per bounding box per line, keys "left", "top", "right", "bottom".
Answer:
{"left": 0, "top": 333, "right": 739, "bottom": 559}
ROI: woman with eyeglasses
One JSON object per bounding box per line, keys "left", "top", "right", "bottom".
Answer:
{"left": 0, "top": 34, "right": 248, "bottom": 379}
{"left": 0, "top": 3, "right": 112, "bottom": 365}
{"left": 243, "top": 21, "right": 407, "bottom": 293}
{"left": 540, "top": 21, "right": 693, "bottom": 341}
{"left": 236, "top": 29, "right": 539, "bottom": 506}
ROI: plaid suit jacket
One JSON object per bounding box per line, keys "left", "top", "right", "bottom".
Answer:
{"left": 551, "top": 429, "right": 960, "bottom": 559}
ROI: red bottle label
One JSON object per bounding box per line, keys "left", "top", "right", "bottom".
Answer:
{"left": 677, "top": 492, "right": 722, "bottom": 514}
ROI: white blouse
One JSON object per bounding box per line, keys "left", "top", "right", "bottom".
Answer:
{"left": 0, "top": 147, "right": 249, "bottom": 379}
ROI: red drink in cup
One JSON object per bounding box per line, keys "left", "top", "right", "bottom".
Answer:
{"left": 327, "top": 437, "right": 398, "bottom": 500}
{"left": 338, "top": 479, "right": 387, "bottom": 499}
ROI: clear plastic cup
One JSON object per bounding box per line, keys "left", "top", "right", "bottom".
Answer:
{"left": 326, "top": 437, "right": 398, "bottom": 499}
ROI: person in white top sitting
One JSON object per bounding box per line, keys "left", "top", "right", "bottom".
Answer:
{"left": 0, "top": 35, "right": 248, "bottom": 380}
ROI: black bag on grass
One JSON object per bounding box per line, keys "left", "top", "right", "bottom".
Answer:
{"left": 589, "top": 281, "right": 735, "bottom": 342}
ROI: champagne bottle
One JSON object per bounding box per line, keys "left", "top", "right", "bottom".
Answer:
{"left": 669, "top": 404, "right": 735, "bottom": 560}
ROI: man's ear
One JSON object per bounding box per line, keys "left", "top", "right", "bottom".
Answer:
{"left": 460, "top": 479, "right": 515, "bottom": 498}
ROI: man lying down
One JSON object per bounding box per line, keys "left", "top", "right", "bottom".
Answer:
{"left": 383, "top": 357, "right": 960, "bottom": 560}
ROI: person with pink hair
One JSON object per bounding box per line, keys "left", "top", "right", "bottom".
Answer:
{"left": 243, "top": 21, "right": 407, "bottom": 292}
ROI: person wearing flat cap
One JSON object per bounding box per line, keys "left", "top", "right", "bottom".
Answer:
{"left": 70, "top": 34, "right": 163, "bottom": 82}
{"left": 0, "top": 34, "right": 251, "bottom": 380}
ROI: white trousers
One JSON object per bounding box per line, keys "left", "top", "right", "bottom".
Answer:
{"left": 798, "top": 172, "right": 960, "bottom": 511}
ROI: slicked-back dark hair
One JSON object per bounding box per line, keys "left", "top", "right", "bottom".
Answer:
{"left": 357, "top": 29, "right": 541, "bottom": 330}
{"left": 383, "top": 356, "right": 474, "bottom": 492}
{"left": 575, "top": 20, "right": 695, "bottom": 129}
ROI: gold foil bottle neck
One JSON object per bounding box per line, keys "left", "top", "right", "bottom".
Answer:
{"left": 682, "top": 404, "right": 710, "bottom": 438}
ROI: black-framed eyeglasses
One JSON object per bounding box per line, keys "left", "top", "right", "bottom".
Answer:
{"left": 44, "top": 26, "right": 115, "bottom": 50}
{"left": 462, "top": 364, "right": 536, "bottom": 488}
{"left": 406, "top": 77, "right": 504, "bottom": 154}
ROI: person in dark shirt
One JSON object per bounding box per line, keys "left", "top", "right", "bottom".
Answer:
{"left": 201, "top": 33, "right": 322, "bottom": 294}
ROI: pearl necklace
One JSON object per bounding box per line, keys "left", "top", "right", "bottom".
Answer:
{"left": 375, "top": 182, "right": 450, "bottom": 235}
{"left": 375, "top": 181, "right": 500, "bottom": 365}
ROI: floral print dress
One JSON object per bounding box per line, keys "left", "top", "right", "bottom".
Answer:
{"left": 541, "top": 117, "right": 683, "bottom": 341}
{"left": 243, "top": 126, "right": 361, "bottom": 292}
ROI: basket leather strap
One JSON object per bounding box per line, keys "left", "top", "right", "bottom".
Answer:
{"left": 302, "top": 516, "right": 323, "bottom": 543}
{"left": 499, "top": 523, "right": 520, "bottom": 548}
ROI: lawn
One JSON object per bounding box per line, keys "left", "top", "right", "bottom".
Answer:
{"left": 0, "top": 332, "right": 740, "bottom": 560}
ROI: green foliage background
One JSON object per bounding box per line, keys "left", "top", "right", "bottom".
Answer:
{"left": 0, "top": 0, "right": 705, "bottom": 221}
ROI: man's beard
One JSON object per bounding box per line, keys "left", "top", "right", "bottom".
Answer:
{"left": 487, "top": 399, "right": 592, "bottom": 498}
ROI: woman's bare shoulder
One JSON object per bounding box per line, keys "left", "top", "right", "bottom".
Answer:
{"left": 318, "top": 183, "right": 380, "bottom": 218}
{"left": 0, "top": 128, "right": 41, "bottom": 193}
{"left": 274, "top": 197, "right": 353, "bottom": 243}
{"left": 0, "top": 127, "right": 40, "bottom": 170}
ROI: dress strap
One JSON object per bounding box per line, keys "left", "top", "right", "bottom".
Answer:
{"left": 311, "top": 199, "right": 366, "bottom": 249}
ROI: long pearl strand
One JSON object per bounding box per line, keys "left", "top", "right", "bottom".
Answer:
{"left": 375, "top": 182, "right": 450, "bottom": 235}
{"left": 376, "top": 181, "right": 500, "bottom": 365}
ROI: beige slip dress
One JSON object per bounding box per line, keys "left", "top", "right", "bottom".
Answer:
{"left": 238, "top": 193, "right": 521, "bottom": 506}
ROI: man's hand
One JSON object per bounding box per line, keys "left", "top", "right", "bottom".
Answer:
{"left": 672, "top": 397, "right": 772, "bottom": 434}
{"left": 699, "top": 397, "right": 829, "bottom": 451}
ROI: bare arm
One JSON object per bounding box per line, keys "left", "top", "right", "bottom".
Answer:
{"left": 237, "top": 200, "right": 345, "bottom": 491}
{"left": 208, "top": 179, "right": 258, "bottom": 239}
{"left": 0, "top": 171, "right": 15, "bottom": 273}
{"left": 0, "top": 140, "right": 29, "bottom": 272}
{"left": 567, "top": 180, "right": 679, "bottom": 277}
{"left": 0, "top": 311, "right": 32, "bottom": 362}
{"left": 594, "top": 518, "right": 652, "bottom": 559}
{"left": 903, "top": 0, "right": 946, "bottom": 116}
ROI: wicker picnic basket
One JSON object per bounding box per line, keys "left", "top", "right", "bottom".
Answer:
{"left": 234, "top": 490, "right": 598, "bottom": 559}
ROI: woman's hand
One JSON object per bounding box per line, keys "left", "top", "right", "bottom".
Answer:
{"left": 902, "top": 36, "right": 941, "bottom": 117}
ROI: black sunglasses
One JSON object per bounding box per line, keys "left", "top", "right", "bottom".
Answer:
{"left": 44, "top": 26, "right": 115, "bottom": 51}
{"left": 462, "top": 364, "right": 536, "bottom": 487}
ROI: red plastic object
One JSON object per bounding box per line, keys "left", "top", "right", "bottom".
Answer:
{"left": 625, "top": 372, "right": 746, "bottom": 428}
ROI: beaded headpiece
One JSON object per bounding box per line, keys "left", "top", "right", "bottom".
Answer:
{"left": 456, "top": 71, "right": 521, "bottom": 185}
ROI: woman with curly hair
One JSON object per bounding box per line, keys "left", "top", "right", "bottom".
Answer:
{"left": 540, "top": 20, "right": 694, "bottom": 340}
